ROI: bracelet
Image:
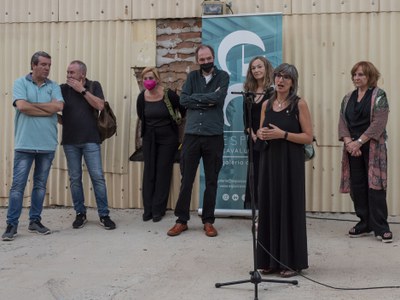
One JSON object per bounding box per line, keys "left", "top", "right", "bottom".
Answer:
{"left": 345, "top": 141, "right": 351, "bottom": 145}
{"left": 284, "top": 131, "right": 288, "bottom": 140}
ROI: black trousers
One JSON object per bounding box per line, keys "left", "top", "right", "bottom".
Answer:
{"left": 142, "top": 125, "right": 178, "bottom": 219}
{"left": 174, "top": 134, "right": 224, "bottom": 224}
{"left": 348, "top": 142, "right": 390, "bottom": 235}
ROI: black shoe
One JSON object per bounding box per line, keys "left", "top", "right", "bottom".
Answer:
{"left": 28, "top": 220, "right": 51, "bottom": 235}
{"left": 72, "top": 213, "right": 87, "bottom": 229}
{"left": 152, "top": 216, "right": 162, "bottom": 222}
{"left": 348, "top": 226, "right": 371, "bottom": 238}
{"left": 377, "top": 231, "right": 393, "bottom": 243}
{"left": 142, "top": 213, "right": 152, "bottom": 222}
{"left": 100, "top": 216, "right": 116, "bottom": 230}
{"left": 2, "top": 224, "right": 18, "bottom": 241}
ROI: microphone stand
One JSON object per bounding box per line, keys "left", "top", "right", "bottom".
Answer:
{"left": 215, "top": 91, "right": 298, "bottom": 300}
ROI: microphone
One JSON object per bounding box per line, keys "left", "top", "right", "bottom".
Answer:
{"left": 231, "top": 85, "right": 275, "bottom": 97}
{"left": 266, "top": 85, "right": 275, "bottom": 93}
{"left": 265, "top": 85, "right": 275, "bottom": 99}
{"left": 231, "top": 91, "right": 255, "bottom": 96}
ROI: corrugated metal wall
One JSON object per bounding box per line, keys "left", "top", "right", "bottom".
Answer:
{"left": 284, "top": 10, "right": 400, "bottom": 214}
{"left": 1, "top": 0, "right": 399, "bottom": 214}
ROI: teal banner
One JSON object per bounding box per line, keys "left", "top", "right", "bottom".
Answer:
{"left": 200, "top": 13, "right": 282, "bottom": 211}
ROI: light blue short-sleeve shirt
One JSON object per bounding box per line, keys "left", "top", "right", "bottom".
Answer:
{"left": 13, "top": 74, "right": 64, "bottom": 151}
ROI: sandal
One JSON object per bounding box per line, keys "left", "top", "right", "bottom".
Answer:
{"left": 279, "top": 269, "right": 298, "bottom": 278}
{"left": 376, "top": 231, "right": 393, "bottom": 243}
{"left": 348, "top": 226, "right": 371, "bottom": 238}
{"left": 259, "top": 268, "right": 278, "bottom": 275}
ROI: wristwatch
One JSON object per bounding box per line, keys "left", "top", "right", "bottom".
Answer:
{"left": 81, "top": 89, "right": 87, "bottom": 96}
{"left": 357, "top": 138, "right": 363, "bottom": 145}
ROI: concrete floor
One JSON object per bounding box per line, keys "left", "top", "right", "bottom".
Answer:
{"left": 0, "top": 207, "right": 399, "bottom": 300}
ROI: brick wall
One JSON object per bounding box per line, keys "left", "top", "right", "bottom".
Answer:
{"left": 133, "top": 18, "right": 202, "bottom": 94}
{"left": 156, "top": 18, "right": 202, "bottom": 93}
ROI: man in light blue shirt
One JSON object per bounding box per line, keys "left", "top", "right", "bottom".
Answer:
{"left": 2, "top": 51, "right": 64, "bottom": 241}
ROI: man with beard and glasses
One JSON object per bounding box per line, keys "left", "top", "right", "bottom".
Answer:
{"left": 167, "top": 44, "right": 229, "bottom": 237}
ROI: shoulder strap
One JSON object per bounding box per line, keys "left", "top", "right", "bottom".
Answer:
{"left": 163, "top": 88, "right": 181, "bottom": 124}
{"left": 88, "top": 81, "right": 99, "bottom": 119}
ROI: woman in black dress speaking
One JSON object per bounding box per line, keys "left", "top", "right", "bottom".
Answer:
{"left": 256, "top": 63, "right": 313, "bottom": 278}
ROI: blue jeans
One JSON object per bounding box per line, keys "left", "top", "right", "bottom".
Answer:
{"left": 63, "top": 143, "right": 109, "bottom": 217}
{"left": 7, "top": 151, "right": 55, "bottom": 226}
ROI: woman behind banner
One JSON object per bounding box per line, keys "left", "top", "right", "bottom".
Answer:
{"left": 338, "top": 61, "right": 392, "bottom": 243}
{"left": 243, "top": 56, "right": 274, "bottom": 209}
{"left": 136, "top": 67, "right": 185, "bottom": 222}
{"left": 256, "top": 63, "right": 313, "bottom": 278}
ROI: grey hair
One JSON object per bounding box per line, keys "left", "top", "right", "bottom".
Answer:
{"left": 268, "top": 63, "right": 300, "bottom": 111}
{"left": 30, "top": 51, "right": 51, "bottom": 70}
{"left": 70, "top": 60, "right": 87, "bottom": 76}
{"left": 274, "top": 63, "right": 299, "bottom": 99}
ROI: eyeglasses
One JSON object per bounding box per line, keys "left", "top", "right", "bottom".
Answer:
{"left": 275, "top": 73, "right": 291, "bottom": 80}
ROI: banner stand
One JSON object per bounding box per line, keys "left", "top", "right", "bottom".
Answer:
{"left": 198, "top": 208, "right": 253, "bottom": 218}
{"left": 200, "top": 13, "right": 282, "bottom": 215}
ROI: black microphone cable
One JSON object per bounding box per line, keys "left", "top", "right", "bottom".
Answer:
{"left": 257, "top": 237, "right": 400, "bottom": 291}
{"left": 306, "top": 213, "right": 400, "bottom": 225}
{"left": 257, "top": 227, "right": 400, "bottom": 291}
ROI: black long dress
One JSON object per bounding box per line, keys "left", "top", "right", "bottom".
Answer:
{"left": 256, "top": 103, "right": 308, "bottom": 271}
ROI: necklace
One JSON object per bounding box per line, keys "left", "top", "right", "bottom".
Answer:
{"left": 277, "top": 98, "right": 286, "bottom": 108}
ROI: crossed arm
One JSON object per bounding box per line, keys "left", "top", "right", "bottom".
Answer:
{"left": 15, "top": 99, "right": 64, "bottom": 116}
{"left": 180, "top": 73, "right": 229, "bottom": 110}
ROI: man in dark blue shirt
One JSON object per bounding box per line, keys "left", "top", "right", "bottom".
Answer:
{"left": 167, "top": 45, "right": 230, "bottom": 237}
